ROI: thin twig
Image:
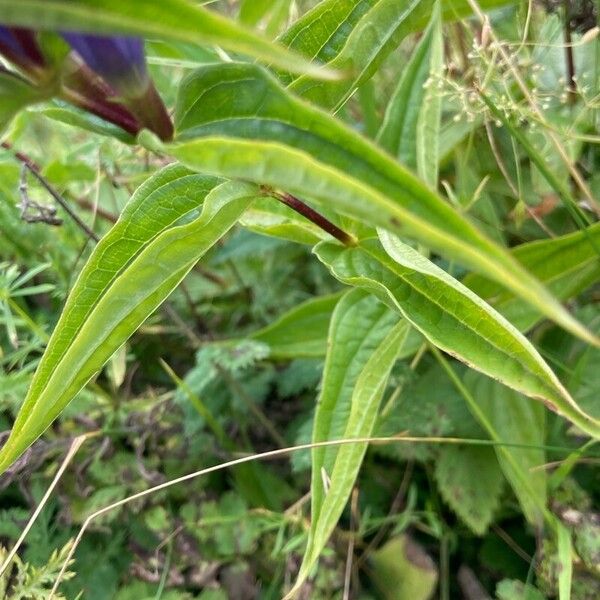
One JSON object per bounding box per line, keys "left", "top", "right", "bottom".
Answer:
{"left": 21, "top": 162, "right": 100, "bottom": 242}
{"left": 19, "top": 165, "right": 63, "bottom": 227}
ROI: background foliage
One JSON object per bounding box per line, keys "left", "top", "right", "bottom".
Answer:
{"left": 0, "top": 0, "right": 599, "bottom": 599}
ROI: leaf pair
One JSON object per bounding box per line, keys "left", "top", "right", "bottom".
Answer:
{"left": 0, "top": 166, "right": 257, "bottom": 472}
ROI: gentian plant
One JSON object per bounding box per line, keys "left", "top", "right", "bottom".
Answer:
{"left": 0, "top": 1, "right": 599, "bottom": 597}
{"left": 0, "top": 26, "right": 172, "bottom": 140}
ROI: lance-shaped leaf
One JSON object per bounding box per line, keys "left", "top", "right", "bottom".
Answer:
{"left": 160, "top": 62, "right": 595, "bottom": 345}
{"left": 314, "top": 234, "right": 600, "bottom": 439}
{"left": 0, "top": 165, "right": 257, "bottom": 473}
{"left": 377, "top": 2, "right": 443, "bottom": 185}
{"left": 466, "top": 223, "right": 600, "bottom": 333}
{"left": 291, "top": 290, "right": 403, "bottom": 591}
{"left": 0, "top": 0, "right": 334, "bottom": 79}
{"left": 250, "top": 292, "right": 344, "bottom": 359}
{"left": 279, "top": 0, "right": 516, "bottom": 109}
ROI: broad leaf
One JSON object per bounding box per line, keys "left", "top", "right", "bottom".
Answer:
{"left": 314, "top": 233, "right": 600, "bottom": 438}
{"left": 464, "top": 372, "right": 547, "bottom": 526}
{"left": 293, "top": 290, "right": 403, "bottom": 590}
{"left": 0, "top": 0, "right": 334, "bottom": 78}
{"left": 160, "top": 62, "right": 595, "bottom": 345}
{"left": 280, "top": 0, "right": 517, "bottom": 109}
{"left": 250, "top": 292, "right": 344, "bottom": 359}
{"left": 434, "top": 445, "right": 504, "bottom": 535}
{"left": 0, "top": 165, "right": 256, "bottom": 473}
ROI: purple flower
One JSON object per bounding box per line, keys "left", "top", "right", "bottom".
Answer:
{"left": 0, "top": 26, "right": 45, "bottom": 73}
{"left": 61, "top": 33, "right": 148, "bottom": 96}
{"left": 0, "top": 27, "right": 21, "bottom": 57}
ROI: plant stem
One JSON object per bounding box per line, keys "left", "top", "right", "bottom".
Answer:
{"left": 563, "top": 0, "right": 577, "bottom": 103}
{"left": 268, "top": 190, "right": 356, "bottom": 246}
{"left": 21, "top": 162, "right": 100, "bottom": 242}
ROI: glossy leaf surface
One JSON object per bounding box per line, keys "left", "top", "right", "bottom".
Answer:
{"left": 377, "top": 3, "right": 443, "bottom": 186}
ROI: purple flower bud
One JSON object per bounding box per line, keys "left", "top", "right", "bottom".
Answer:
{"left": 61, "top": 33, "right": 148, "bottom": 96}
{"left": 0, "top": 27, "right": 21, "bottom": 57}
{"left": 0, "top": 27, "right": 45, "bottom": 73}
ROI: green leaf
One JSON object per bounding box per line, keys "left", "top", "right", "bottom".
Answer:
{"left": 0, "top": 71, "right": 47, "bottom": 134}
{"left": 162, "top": 62, "right": 595, "bottom": 345}
{"left": 279, "top": 0, "right": 516, "bottom": 109}
{"left": 377, "top": 1, "right": 443, "bottom": 187}
{"left": 0, "top": 165, "right": 256, "bottom": 473}
{"left": 555, "top": 519, "right": 573, "bottom": 600}
{"left": 34, "top": 103, "right": 136, "bottom": 143}
{"left": 250, "top": 292, "right": 344, "bottom": 359}
{"left": 464, "top": 372, "right": 546, "bottom": 526}
{"left": 466, "top": 222, "right": 600, "bottom": 333}
{"left": 314, "top": 233, "right": 600, "bottom": 438}
{"left": 239, "top": 0, "right": 273, "bottom": 26}
{"left": 496, "top": 579, "right": 547, "bottom": 600}
{"left": 434, "top": 445, "right": 504, "bottom": 535}
{"left": 293, "top": 290, "right": 404, "bottom": 589}
{"left": 0, "top": 0, "right": 335, "bottom": 79}
{"left": 240, "top": 197, "right": 327, "bottom": 246}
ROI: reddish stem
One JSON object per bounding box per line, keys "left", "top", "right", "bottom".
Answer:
{"left": 271, "top": 191, "right": 355, "bottom": 246}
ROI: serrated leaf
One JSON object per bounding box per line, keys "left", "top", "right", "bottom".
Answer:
{"left": 377, "top": 1, "right": 443, "bottom": 187}
{"left": 159, "top": 61, "right": 595, "bottom": 345}
{"left": 250, "top": 292, "right": 344, "bottom": 359}
{"left": 280, "top": 0, "right": 517, "bottom": 109}
{"left": 0, "top": 0, "right": 334, "bottom": 79}
{"left": 464, "top": 372, "right": 547, "bottom": 526}
{"left": 292, "top": 290, "right": 404, "bottom": 590}
{"left": 0, "top": 165, "right": 256, "bottom": 473}
{"left": 434, "top": 445, "right": 504, "bottom": 535}
{"left": 313, "top": 233, "right": 600, "bottom": 438}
